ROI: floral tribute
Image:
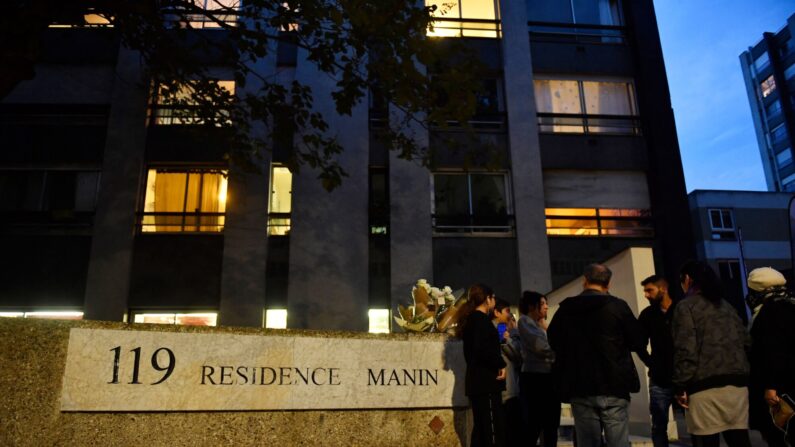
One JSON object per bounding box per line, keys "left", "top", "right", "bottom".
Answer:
{"left": 394, "top": 279, "right": 466, "bottom": 333}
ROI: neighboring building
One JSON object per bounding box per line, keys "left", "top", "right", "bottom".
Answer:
{"left": 688, "top": 190, "right": 794, "bottom": 321}
{"left": 740, "top": 13, "right": 795, "bottom": 192}
{"left": 0, "top": 0, "right": 693, "bottom": 331}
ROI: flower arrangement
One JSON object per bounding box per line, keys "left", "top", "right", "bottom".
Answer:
{"left": 394, "top": 279, "right": 466, "bottom": 333}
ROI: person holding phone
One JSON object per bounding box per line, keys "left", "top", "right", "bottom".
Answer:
{"left": 457, "top": 284, "right": 507, "bottom": 447}
{"left": 493, "top": 298, "right": 522, "bottom": 446}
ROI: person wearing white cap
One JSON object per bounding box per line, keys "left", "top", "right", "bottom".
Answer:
{"left": 746, "top": 267, "right": 795, "bottom": 447}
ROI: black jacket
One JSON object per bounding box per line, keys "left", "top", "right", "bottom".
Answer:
{"left": 548, "top": 289, "right": 645, "bottom": 402}
{"left": 462, "top": 311, "right": 506, "bottom": 396}
{"left": 637, "top": 300, "right": 677, "bottom": 387}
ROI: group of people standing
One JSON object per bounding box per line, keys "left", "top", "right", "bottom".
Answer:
{"left": 456, "top": 261, "right": 795, "bottom": 447}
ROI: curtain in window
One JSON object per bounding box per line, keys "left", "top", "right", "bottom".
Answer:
{"left": 151, "top": 171, "right": 188, "bottom": 231}
{"left": 534, "top": 80, "right": 584, "bottom": 133}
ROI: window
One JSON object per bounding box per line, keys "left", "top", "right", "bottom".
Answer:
{"left": 765, "top": 100, "right": 782, "bottom": 120}
{"left": 265, "top": 309, "right": 288, "bottom": 329}
{"left": 708, "top": 208, "right": 735, "bottom": 240}
{"left": 49, "top": 10, "right": 113, "bottom": 27}
{"left": 432, "top": 172, "right": 513, "bottom": 234}
{"left": 785, "top": 63, "right": 795, "bottom": 81}
{"left": 149, "top": 80, "right": 235, "bottom": 126}
{"left": 268, "top": 165, "right": 292, "bottom": 236}
{"left": 132, "top": 312, "right": 217, "bottom": 326}
{"left": 369, "top": 168, "right": 388, "bottom": 235}
{"left": 770, "top": 124, "right": 788, "bottom": 146}
{"left": 426, "top": 0, "right": 500, "bottom": 38}
{"left": 782, "top": 172, "right": 795, "bottom": 188}
{"left": 527, "top": 0, "right": 624, "bottom": 43}
{"left": 0, "top": 170, "right": 100, "bottom": 224}
{"left": 165, "top": 0, "right": 240, "bottom": 28}
{"left": 141, "top": 168, "right": 228, "bottom": 232}
{"left": 776, "top": 148, "right": 792, "bottom": 168}
{"left": 545, "top": 208, "right": 652, "bottom": 237}
{"left": 368, "top": 309, "right": 390, "bottom": 333}
{"left": 753, "top": 52, "right": 770, "bottom": 73}
{"left": 761, "top": 75, "right": 776, "bottom": 98}
{"left": 0, "top": 311, "right": 83, "bottom": 320}
{"left": 534, "top": 79, "right": 639, "bottom": 134}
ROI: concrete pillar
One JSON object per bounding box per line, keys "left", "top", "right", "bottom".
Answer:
{"left": 499, "top": 0, "right": 553, "bottom": 293}
{"left": 218, "top": 34, "right": 276, "bottom": 328}
{"left": 388, "top": 110, "right": 433, "bottom": 326}
{"left": 286, "top": 51, "right": 369, "bottom": 331}
{"left": 83, "top": 47, "right": 148, "bottom": 321}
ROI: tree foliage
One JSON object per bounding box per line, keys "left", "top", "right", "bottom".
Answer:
{"left": 3, "top": 0, "right": 487, "bottom": 190}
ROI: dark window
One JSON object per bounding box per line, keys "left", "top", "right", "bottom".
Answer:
{"left": 708, "top": 208, "right": 735, "bottom": 240}
{"left": 432, "top": 172, "right": 512, "bottom": 234}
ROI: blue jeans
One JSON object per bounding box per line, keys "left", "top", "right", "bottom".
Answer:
{"left": 649, "top": 384, "right": 674, "bottom": 447}
{"left": 570, "top": 395, "right": 630, "bottom": 447}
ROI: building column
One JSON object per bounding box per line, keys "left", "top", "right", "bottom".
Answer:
{"left": 499, "top": 0, "right": 553, "bottom": 293}
{"left": 286, "top": 51, "right": 370, "bottom": 331}
{"left": 388, "top": 114, "right": 433, "bottom": 326}
{"left": 217, "top": 37, "right": 276, "bottom": 328}
{"left": 83, "top": 47, "right": 148, "bottom": 321}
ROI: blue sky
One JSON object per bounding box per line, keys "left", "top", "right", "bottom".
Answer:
{"left": 654, "top": 0, "right": 794, "bottom": 192}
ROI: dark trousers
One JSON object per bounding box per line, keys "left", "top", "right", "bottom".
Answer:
{"left": 649, "top": 383, "right": 675, "bottom": 447}
{"left": 503, "top": 396, "right": 523, "bottom": 446}
{"left": 521, "top": 372, "right": 561, "bottom": 447}
{"left": 470, "top": 392, "right": 506, "bottom": 447}
{"left": 691, "top": 429, "right": 752, "bottom": 447}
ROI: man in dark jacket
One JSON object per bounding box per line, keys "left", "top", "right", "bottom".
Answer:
{"left": 548, "top": 263, "right": 646, "bottom": 447}
{"left": 637, "top": 275, "right": 677, "bottom": 447}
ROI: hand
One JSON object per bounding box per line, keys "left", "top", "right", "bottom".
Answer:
{"left": 502, "top": 329, "right": 511, "bottom": 342}
{"left": 496, "top": 368, "right": 506, "bottom": 381}
{"left": 676, "top": 392, "right": 689, "bottom": 409}
{"left": 765, "top": 389, "right": 780, "bottom": 407}
{"left": 537, "top": 317, "right": 548, "bottom": 331}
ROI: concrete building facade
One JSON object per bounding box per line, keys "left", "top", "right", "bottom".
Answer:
{"left": 0, "top": 0, "right": 693, "bottom": 330}
{"left": 740, "top": 13, "right": 795, "bottom": 192}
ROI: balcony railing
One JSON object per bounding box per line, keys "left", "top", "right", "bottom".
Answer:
{"left": 528, "top": 21, "right": 626, "bottom": 45}
{"left": 139, "top": 212, "right": 225, "bottom": 233}
{"left": 267, "top": 212, "right": 291, "bottom": 236}
{"left": 432, "top": 214, "right": 515, "bottom": 235}
{"left": 148, "top": 105, "right": 232, "bottom": 126}
{"left": 429, "top": 18, "right": 501, "bottom": 39}
{"left": 537, "top": 113, "right": 641, "bottom": 135}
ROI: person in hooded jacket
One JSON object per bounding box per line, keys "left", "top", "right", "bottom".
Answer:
{"left": 746, "top": 267, "right": 795, "bottom": 447}
{"left": 548, "top": 263, "right": 646, "bottom": 447}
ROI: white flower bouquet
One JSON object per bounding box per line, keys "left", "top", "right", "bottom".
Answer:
{"left": 394, "top": 279, "right": 466, "bottom": 333}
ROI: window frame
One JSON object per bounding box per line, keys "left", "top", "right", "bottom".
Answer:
{"left": 267, "top": 164, "right": 293, "bottom": 236}
{"left": 129, "top": 310, "right": 218, "bottom": 326}
{"left": 707, "top": 208, "right": 735, "bottom": 240}
{"left": 534, "top": 76, "right": 641, "bottom": 135}
{"left": 139, "top": 166, "right": 228, "bottom": 234}
{"left": 544, "top": 207, "right": 653, "bottom": 238}
{"left": 430, "top": 171, "right": 514, "bottom": 236}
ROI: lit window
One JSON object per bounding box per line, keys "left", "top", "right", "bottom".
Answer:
{"left": 165, "top": 0, "right": 240, "bottom": 29}
{"left": 761, "top": 75, "right": 776, "bottom": 98}
{"left": 265, "top": 309, "right": 288, "bottom": 329}
{"left": 535, "top": 79, "right": 639, "bottom": 134}
{"left": 708, "top": 208, "right": 735, "bottom": 240}
{"left": 49, "top": 10, "right": 113, "bottom": 28}
{"left": 426, "top": 0, "right": 500, "bottom": 38}
{"left": 545, "top": 208, "right": 652, "bottom": 237}
{"left": 368, "top": 309, "right": 390, "bottom": 333}
{"left": 132, "top": 312, "right": 217, "bottom": 326}
{"left": 432, "top": 173, "right": 512, "bottom": 234}
{"left": 0, "top": 311, "right": 83, "bottom": 320}
{"left": 150, "top": 80, "right": 235, "bottom": 126}
{"left": 268, "top": 165, "right": 292, "bottom": 236}
{"left": 141, "top": 168, "right": 228, "bottom": 232}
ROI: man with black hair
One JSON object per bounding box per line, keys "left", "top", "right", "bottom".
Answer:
{"left": 518, "top": 291, "right": 559, "bottom": 447}
{"left": 637, "top": 275, "right": 676, "bottom": 447}
{"left": 548, "top": 263, "right": 646, "bottom": 447}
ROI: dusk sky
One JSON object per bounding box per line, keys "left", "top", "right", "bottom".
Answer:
{"left": 654, "top": 0, "right": 794, "bottom": 192}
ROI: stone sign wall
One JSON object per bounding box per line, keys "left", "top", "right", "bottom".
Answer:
{"left": 0, "top": 319, "right": 470, "bottom": 446}
{"left": 61, "top": 328, "right": 466, "bottom": 411}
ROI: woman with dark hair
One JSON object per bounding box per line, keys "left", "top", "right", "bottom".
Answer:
{"left": 672, "top": 261, "right": 752, "bottom": 447}
{"left": 458, "top": 283, "right": 507, "bottom": 447}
